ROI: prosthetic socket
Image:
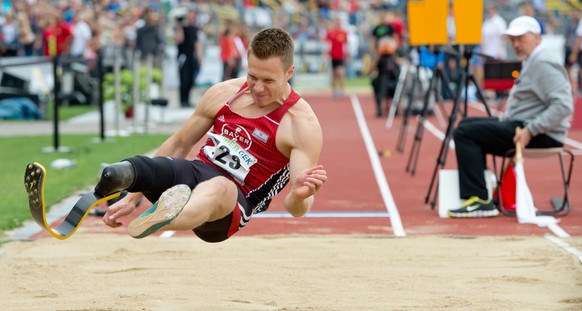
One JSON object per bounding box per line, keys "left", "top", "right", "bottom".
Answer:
{"left": 94, "top": 161, "right": 135, "bottom": 197}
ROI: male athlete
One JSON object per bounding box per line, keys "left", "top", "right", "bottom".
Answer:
{"left": 94, "top": 28, "right": 327, "bottom": 242}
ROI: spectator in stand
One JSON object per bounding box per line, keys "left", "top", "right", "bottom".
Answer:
{"left": 121, "top": 11, "right": 138, "bottom": 51}
{"left": 14, "top": 1, "right": 35, "bottom": 56}
{"left": 220, "top": 23, "right": 241, "bottom": 81}
{"left": 317, "top": 0, "right": 331, "bottom": 21}
{"left": 324, "top": 16, "right": 348, "bottom": 98}
{"left": 1, "top": 11, "right": 20, "bottom": 57}
{"left": 234, "top": 25, "right": 250, "bottom": 72}
{"left": 176, "top": 9, "right": 203, "bottom": 108}
{"left": 347, "top": 0, "right": 359, "bottom": 25}
{"left": 69, "top": 9, "right": 92, "bottom": 58}
{"left": 42, "top": 13, "right": 73, "bottom": 56}
{"left": 370, "top": 0, "right": 394, "bottom": 11}
{"left": 345, "top": 24, "right": 360, "bottom": 79}
{"left": 135, "top": 7, "right": 163, "bottom": 66}
{"left": 370, "top": 10, "right": 394, "bottom": 59}
{"left": 481, "top": 4, "right": 508, "bottom": 60}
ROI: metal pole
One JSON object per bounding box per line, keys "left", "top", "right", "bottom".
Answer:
{"left": 144, "top": 53, "right": 153, "bottom": 135}
{"left": 97, "top": 49, "right": 106, "bottom": 141}
{"left": 52, "top": 55, "right": 60, "bottom": 151}
{"left": 132, "top": 50, "right": 141, "bottom": 132}
{"left": 113, "top": 45, "right": 121, "bottom": 135}
{"left": 41, "top": 55, "right": 71, "bottom": 153}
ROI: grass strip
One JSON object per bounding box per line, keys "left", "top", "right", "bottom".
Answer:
{"left": 0, "top": 133, "right": 169, "bottom": 233}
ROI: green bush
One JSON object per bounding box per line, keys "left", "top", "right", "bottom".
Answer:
{"left": 103, "top": 68, "right": 162, "bottom": 111}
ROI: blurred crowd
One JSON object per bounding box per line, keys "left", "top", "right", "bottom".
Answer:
{"left": 0, "top": 0, "right": 374, "bottom": 59}
{"left": 0, "top": 0, "right": 581, "bottom": 85}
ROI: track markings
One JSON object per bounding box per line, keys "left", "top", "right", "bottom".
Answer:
{"left": 254, "top": 211, "right": 390, "bottom": 218}
{"left": 160, "top": 230, "right": 176, "bottom": 238}
{"left": 350, "top": 94, "right": 406, "bottom": 237}
{"left": 545, "top": 234, "right": 582, "bottom": 264}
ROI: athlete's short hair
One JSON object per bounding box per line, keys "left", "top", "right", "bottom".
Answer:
{"left": 248, "top": 28, "right": 295, "bottom": 70}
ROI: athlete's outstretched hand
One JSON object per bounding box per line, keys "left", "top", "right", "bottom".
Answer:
{"left": 292, "top": 165, "right": 327, "bottom": 200}
{"left": 102, "top": 193, "right": 141, "bottom": 228}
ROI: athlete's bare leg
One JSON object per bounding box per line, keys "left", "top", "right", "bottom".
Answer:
{"left": 163, "top": 176, "right": 239, "bottom": 231}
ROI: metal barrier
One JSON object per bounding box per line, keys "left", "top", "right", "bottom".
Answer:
{"left": 0, "top": 46, "right": 163, "bottom": 151}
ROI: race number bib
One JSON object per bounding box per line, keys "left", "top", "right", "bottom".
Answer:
{"left": 203, "top": 132, "right": 257, "bottom": 185}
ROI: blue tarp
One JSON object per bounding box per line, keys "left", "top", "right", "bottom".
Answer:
{"left": 0, "top": 97, "right": 43, "bottom": 120}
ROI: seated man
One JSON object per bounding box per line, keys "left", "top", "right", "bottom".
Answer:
{"left": 448, "top": 16, "right": 574, "bottom": 218}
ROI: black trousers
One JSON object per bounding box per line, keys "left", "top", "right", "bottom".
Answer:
{"left": 178, "top": 56, "right": 199, "bottom": 105}
{"left": 372, "top": 73, "right": 397, "bottom": 114}
{"left": 453, "top": 117, "right": 562, "bottom": 200}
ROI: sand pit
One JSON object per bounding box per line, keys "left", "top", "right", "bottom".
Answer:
{"left": 1, "top": 234, "right": 581, "bottom": 310}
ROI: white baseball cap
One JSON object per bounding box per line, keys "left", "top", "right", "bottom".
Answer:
{"left": 504, "top": 16, "right": 541, "bottom": 36}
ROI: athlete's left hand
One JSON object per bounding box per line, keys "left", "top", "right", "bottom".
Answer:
{"left": 292, "top": 165, "right": 327, "bottom": 199}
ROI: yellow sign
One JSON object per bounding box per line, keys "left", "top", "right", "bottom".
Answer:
{"left": 408, "top": 0, "right": 448, "bottom": 45}
{"left": 407, "top": 0, "right": 483, "bottom": 45}
{"left": 453, "top": 0, "right": 482, "bottom": 44}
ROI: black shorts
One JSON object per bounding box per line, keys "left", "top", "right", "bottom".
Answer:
{"left": 331, "top": 59, "right": 345, "bottom": 69}
{"left": 125, "top": 156, "right": 253, "bottom": 243}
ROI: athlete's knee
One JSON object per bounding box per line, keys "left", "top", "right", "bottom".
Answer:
{"left": 198, "top": 176, "right": 236, "bottom": 204}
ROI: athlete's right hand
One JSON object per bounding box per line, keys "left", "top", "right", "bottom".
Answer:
{"left": 103, "top": 193, "right": 142, "bottom": 228}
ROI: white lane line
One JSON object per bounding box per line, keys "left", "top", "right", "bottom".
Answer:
{"left": 351, "top": 94, "right": 406, "bottom": 237}
{"left": 160, "top": 230, "right": 176, "bottom": 238}
{"left": 548, "top": 223, "right": 570, "bottom": 238}
{"left": 545, "top": 234, "right": 582, "bottom": 264}
{"left": 421, "top": 117, "right": 454, "bottom": 149}
{"left": 253, "top": 211, "right": 390, "bottom": 218}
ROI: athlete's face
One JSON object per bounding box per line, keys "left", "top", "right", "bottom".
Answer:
{"left": 246, "top": 54, "right": 294, "bottom": 107}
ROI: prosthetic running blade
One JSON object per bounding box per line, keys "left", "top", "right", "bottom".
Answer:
{"left": 24, "top": 162, "right": 120, "bottom": 240}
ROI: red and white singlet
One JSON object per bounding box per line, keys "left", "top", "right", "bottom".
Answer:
{"left": 198, "top": 82, "right": 301, "bottom": 214}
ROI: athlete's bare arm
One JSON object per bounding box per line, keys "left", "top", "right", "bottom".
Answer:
{"left": 279, "top": 99, "right": 327, "bottom": 217}
{"left": 156, "top": 77, "right": 247, "bottom": 158}
{"left": 103, "top": 78, "right": 247, "bottom": 227}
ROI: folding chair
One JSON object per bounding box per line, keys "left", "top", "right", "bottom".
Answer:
{"left": 494, "top": 148, "right": 574, "bottom": 217}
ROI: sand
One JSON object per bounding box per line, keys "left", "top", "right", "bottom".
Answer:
{"left": 1, "top": 234, "right": 581, "bottom": 311}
